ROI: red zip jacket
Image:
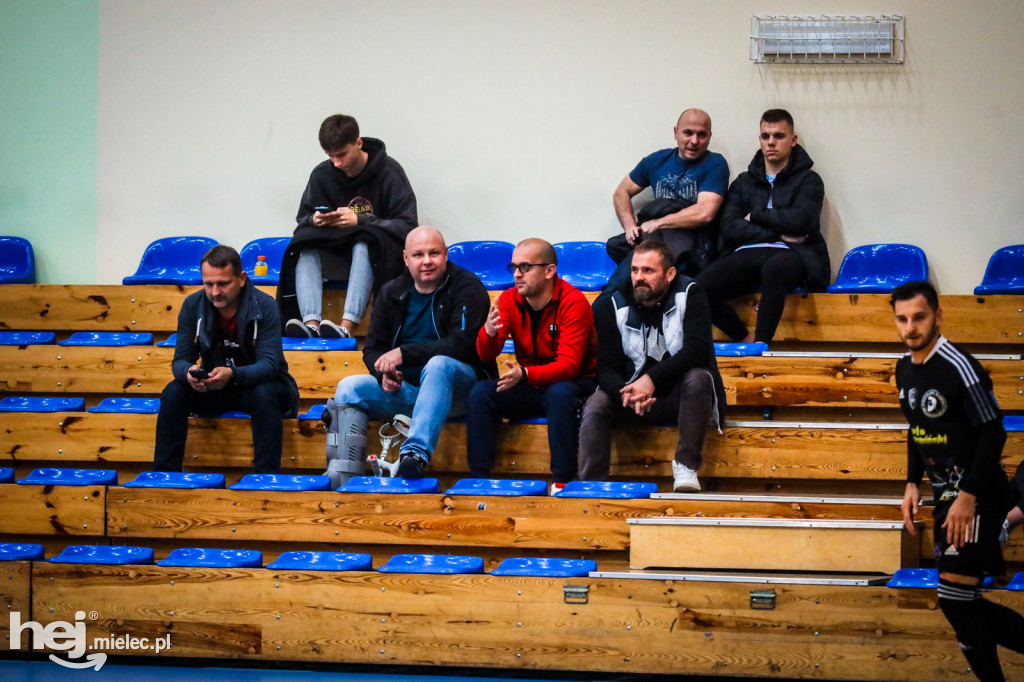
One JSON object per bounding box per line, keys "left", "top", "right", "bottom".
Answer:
{"left": 476, "top": 277, "right": 597, "bottom": 388}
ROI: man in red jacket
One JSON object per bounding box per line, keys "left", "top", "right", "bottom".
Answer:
{"left": 466, "top": 238, "right": 598, "bottom": 493}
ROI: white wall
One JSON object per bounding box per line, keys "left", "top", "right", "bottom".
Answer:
{"left": 97, "top": 0, "right": 1024, "bottom": 292}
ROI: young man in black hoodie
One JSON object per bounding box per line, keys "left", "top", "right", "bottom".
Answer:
{"left": 277, "top": 114, "right": 417, "bottom": 339}
{"left": 695, "top": 109, "right": 830, "bottom": 345}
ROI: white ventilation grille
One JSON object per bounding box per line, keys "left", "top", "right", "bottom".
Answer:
{"left": 751, "top": 15, "right": 905, "bottom": 64}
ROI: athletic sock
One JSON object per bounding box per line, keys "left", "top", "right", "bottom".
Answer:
{"left": 976, "top": 594, "right": 1024, "bottom": 656}
{"left": 938, "top": 578, "right": 1005, "bottom": 681}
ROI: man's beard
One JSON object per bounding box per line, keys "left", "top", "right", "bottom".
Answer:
{"left": 903, "top": 325, "right": 938, "bottom": 352}
{"left": 633, "top": 283, "right": 661, "bottom": 304}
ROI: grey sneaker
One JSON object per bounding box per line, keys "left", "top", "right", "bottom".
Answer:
{"left": 672, "top": 461, "right": 700, "bottom": 492}
{"left": 318, "top": 320, "right": 350, "bottom": 339}
{"left": 285, "top": 319, "right": 318, "bottom": 338}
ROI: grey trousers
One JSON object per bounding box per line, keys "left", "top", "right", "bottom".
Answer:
{"left": 577, "top": 367, "right": 715, "bottom": 481}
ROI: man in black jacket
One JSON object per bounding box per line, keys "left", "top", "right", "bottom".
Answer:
{"left": 154, "top": 245, "right": 300, "bottom": 474}
{"left": 278, "top": 114, "right": 417, "bottom": 339}
{"left": 578, "top": 241, "right": 725, "bottom": 492}
{"left": 327, "top": 226, "right": 494, "bottom": 481}
{"left": 695, "top": 109, "right": 830, "bottom": 345}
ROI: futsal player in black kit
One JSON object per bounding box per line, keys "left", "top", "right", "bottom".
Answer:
{"left": 893, "top": 281, "right": 1024, "bottom": 681}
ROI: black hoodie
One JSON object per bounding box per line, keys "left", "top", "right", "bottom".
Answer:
{"left": 718, "top": 144, "right": 830, "bottom": 290}
{"left": 276, "top": 137, "right": 418, "bottom": 327}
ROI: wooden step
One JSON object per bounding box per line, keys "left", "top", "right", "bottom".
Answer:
{"left": 0, "top": 483, "right": 106, "bottom": 536}
{"left": 628, "top": 517, "right": 919, "bottom": 573}
{"left": 25, "top": 561, "right": 1024, "bottom": 679}
{"left": 3, "top": 344, "right": 1022, "bottom": 407}
{"left": 2, "top": 284, "right": 1021, "bottom": 344}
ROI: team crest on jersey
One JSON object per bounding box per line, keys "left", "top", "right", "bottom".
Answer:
{"left": 908, "top": 388, "right": 917, "bottom": 410}
{"left": 921, "top": 389, "right": 948, "bottom": 418}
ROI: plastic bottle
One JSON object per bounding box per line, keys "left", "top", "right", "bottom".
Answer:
{"left": 254, "top": 255, "right": 268, "bottom": 277}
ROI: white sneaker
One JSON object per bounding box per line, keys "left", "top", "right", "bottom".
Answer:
{"left": 672, "top": 461, "right": 700, "bottom": 492}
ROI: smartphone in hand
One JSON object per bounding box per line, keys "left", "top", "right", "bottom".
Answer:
{"left": 188, "top": 367, "right": 210, "bottom": 381}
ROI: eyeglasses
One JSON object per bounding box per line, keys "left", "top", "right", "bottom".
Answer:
{"left": 507, "top": 262, "right": 552, "bottom": 275}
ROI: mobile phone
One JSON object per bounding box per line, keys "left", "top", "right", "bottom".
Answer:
{"left": 188, "top": 367, "right": 210, "bottom": 381}
{"left": 314, "top": 206, "right": 334, "bottom": 213}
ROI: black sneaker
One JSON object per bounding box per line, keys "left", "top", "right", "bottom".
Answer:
{"left": 285, "top": 319, "right": 318, "bottom": 338}
{"left": 396, "top": 453, "right": 427, "bottom": 479}
{"left": 318, "top": 320, "right": 350, "bottom": 339}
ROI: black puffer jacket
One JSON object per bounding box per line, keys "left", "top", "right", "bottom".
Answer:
{"left": 718, "top": 145, "right": 830, "bottom": 290}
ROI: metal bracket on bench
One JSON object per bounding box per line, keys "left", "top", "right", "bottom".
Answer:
{"left": 750, "top": 589, "right": 776, "bottom": 610}
{"left": 564, "top": 584, "right": 589, "bottom": 604}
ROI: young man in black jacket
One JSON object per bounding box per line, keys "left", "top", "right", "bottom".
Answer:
{"left": 154, "top": 245, "right": 300, "bottom": 474}
{"left": 326, "top": 226, "right": 494, "bottom": 482}
{"left": 695, "top": 109, "right": 830, "bottom": 345}
{"left": 277, "top": 114, "right": 417, "bottom": 339}
{"left": 578, "top": 241, "right": 725, "bottom": 492}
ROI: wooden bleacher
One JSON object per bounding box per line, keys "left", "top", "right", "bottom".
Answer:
{"left": 1, "top": 283, "right": 1022, "bottom": 678}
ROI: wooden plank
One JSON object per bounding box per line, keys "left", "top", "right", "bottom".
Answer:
{"left": 107, "top": 490, "right": 671, "bottom": 550}
{"left": 7, "top": 412, "right": 1023, "bottom": 484}
{"left": 0, "top": 484, "right": 106, "bottom": 536}
{"left": 4, "top": 344, "right": 1018, "bottom": 406}
{"left": 629, "top": 519, "right": 918, "bottom": 573}
{"left": 1, "top": 284, "right": 1021, "bottom": 344}
{"left": 0, "top": 560, "right": 32, "bottom": 651}
{"left": 29, "top": 562, "right": 1024, "bottom": 678}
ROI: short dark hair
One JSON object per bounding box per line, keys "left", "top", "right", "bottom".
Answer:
{"left": 890, "top": 280, "right": 939, "bottom": 311}
{"left": 760, "top": 108, "right": 795, "bottom": 130}
{"left": 201, "top": 245, "right": 242, "bottom": 277}
{"left": 319, "top": 114, "right": 360, "bottom": 152}
{"left": 633, "top": 240, "right": 674, "bottom": 270}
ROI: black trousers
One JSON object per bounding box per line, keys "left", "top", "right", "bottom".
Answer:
{"left": 695, "top": 247, "right": 805, "bottom": 343}
{"left": 153, "top": 378, "right": 295, "bottom": 474}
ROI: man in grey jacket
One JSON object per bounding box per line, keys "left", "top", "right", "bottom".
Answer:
{"left": 154, "top": 245, "right": 299, "bottom": 474}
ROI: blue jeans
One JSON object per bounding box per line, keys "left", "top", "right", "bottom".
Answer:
{"left": 295, "top": 241, "right": 373, "bottom": 324}
{"left": 334, "top": 355, "right": 477, "bottom": 462}
{"left": 466, "top": 378, "right": 597, "bottom": 483}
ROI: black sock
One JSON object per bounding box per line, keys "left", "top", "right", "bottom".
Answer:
{"left": 938, "top": 579, "right": 1005, "bottom": 681}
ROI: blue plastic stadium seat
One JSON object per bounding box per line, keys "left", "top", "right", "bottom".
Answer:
{"left": 490, "top": 557, "right": 598, "bottom": 577}
{"left": 377, "top": 554, "right": 485, "bottom": 575}
{"left": 501, "top": 339, "right": 515, "bottom": 353}
{"left": 339, "top": 477, "right": 440, "bottom": 494}
{"left": 0, "top": 467, "right": 13, "bottom": 484}
{"left": 51, "top": 545, "right": 155, "bottom": 565}
{"left": 0, "top": 331, "right": 55, "bottom": 345}
{"left": 299, "top": 404, "right": 327, "bottom": 420}
{"left": 1005, "top": 416, "right": 1024, "bottom": 432}
{"left": 157, "top": 334, "right": 177, "bottom": 347}
{"left": 556, "top": 481, "right": 658, "bottom": 499}
{"left": 714, "top": 342, "right": 769, "bottom": 357}
{"left": 240, "top": 237, "right": 291, "bottom": 286}
{"left": 281, "top": 337, "right": 357, "bottom": 351}
{"left": 447, "top": 241, "right": 515, "bottom": 289}
{"left": 827, "top": 244, "right": 928, "bottom": 293}
{"left": 0, "top": 543, "right": 45, "bottom": 561}
{"left": 158, "top": 548, "right": 262, "bottom": 568}
{"left": 123, "top": 236, "right": 219, "bottom": 285}
{"left": 88, "top": 397, "right": 161, "bottom": 413}
{"left": 18, "top": 468, "right": 118, "bottom": 486}
{"left": 553, "top": 241, "right": 616, "bottom": 292}
{"left": 59, "top": 331, "right": 154, "bottom": 346}
{"left": 212, "top": 411, "right": 250, "bottom": 419}
{"left": 0, "top": 236, "right": 36, "bottom": 283}
{"left": 229, "top": 474, "right": 332, "bottom": 491}
{"left": 1006, "top": 573, "right": 1024, "bottom": 591}
{"left": 886, "top": 568, "right": 937, "bottom": 588}
{"left": 0, "top": 396, "right": 85, "bottom": 412}
{"left": 975, "top": 245, "right": 1024, "bottom": 295}
{"left": 124, "top": 472, "right": 226, "bottom": 489}
{"left": 266, "top": 551, "right": 373, "bottom": 571}
{"left": 444, "top": 479, "right": 548, "bottom": 496}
